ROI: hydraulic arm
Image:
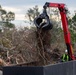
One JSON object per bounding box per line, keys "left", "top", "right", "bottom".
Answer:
{"left": 34, "top": 2, "right": 75, "bottom": 60}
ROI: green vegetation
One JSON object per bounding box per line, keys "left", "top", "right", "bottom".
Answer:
{"left": 0, "top": 5, "right": 15, "bottom": 31}
{"left": 26, "top": 5, "right": 40, "bottom": 24}
{"left": 68, "top": 14, "right": 76, "bottom": 44}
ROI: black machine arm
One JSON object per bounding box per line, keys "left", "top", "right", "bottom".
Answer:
{"left": 34, "top": 3, "right": 53, "bottom": 30}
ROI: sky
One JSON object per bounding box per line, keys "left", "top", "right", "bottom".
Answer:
{"left": 0, "top": 0, "right": 76, "bottom": 27}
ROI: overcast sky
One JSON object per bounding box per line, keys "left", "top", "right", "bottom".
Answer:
{"left": 0, "top": 0, "right": 76, "bottom": 27}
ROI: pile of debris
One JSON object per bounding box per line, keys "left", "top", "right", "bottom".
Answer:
{"left": 0, "top": 28, "right": 62, "bottom": 69}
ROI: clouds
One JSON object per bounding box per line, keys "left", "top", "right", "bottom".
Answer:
{"left": 69, "top": 7, "right": 76, "bottom": 14}
{"left": 2, "top": 6, "right": 24, "bottom": 20}
{"left": 2, "top": 4, "right": 43, "bottom": 21}
{"left": 0, "top": 0, "right": 76, "bottom": 27}
{"left": 3, "top": 6, "right": 21, "bottom": 13}
{"left": 0, "top": 0, "right": 43, "bottom": 6}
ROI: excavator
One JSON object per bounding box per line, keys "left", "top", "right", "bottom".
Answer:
{"left": 34, "top": 2, "right": 76, "bottom": 61}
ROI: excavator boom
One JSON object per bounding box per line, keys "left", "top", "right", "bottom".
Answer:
{"left": 45, "top": 2, "right": 75, "bottom": 60}
{"left": 34, "top": 2, "right": 75, "bottom": 60}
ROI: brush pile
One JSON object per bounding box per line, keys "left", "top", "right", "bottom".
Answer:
{"left": 0, "top": 27, "right": 66, "bottom": 68}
